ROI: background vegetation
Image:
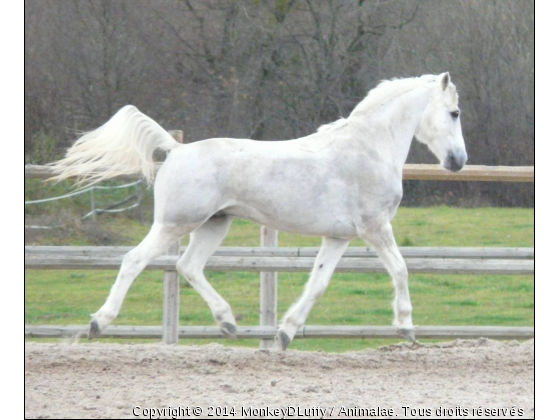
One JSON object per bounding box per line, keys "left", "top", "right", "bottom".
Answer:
{"left": 25, "top": 0, "right": 534, "bottom": 206}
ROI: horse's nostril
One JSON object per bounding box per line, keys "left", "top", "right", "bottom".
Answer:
{"left": 444, "top": 152, "right": 464, "bottom": 172}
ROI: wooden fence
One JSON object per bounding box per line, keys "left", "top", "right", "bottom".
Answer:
{"left": 25, "top": 247, "right": 534, "bottom": 275}
{"left": 25, "top": 163, "right": 535, "bottom": 182}
{"left": 24, "top": 243, "right": 535, "bottom": 343}
{"left": 24, "top": 141, "right": 535, "bottom": 346}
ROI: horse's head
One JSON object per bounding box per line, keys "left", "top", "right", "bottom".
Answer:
{"left": 416, "top": 72, "right": 467, "bottom": 172}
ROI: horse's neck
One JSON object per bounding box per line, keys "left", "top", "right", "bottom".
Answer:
{"left": 354, "top": 86, "right": 430, "bottom": 171}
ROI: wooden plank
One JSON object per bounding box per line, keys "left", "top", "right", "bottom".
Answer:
{"left": 24, "top": 255, "right": 534, "bottom": 275}
{"left": 162, "top": 130, "right": 183, "bottom": 345}
{"left": 162, "top": 241, "right": 180, "bottom": 344}
{"left": 403, "top": 164, "right": 534, "bottom": 182}
{"left": 25, "top": 164, "right": 60, "bottom": 180}
{"left": 25, "top": 163, "right": 163, "bottom": 181}
{"left": 301, "top": 325, "right": 535, "bottom": 339}
{"left": 25, "top": 325, "right": 534, "bottom": 340}
{"left": 25, "top": 246, "right": 535, "bottom": 260}
{"left": 26, "top": 164, "right": 535, "bottom": 182}
{"left": 260, "top": 227, "right": 278, "bottom": 350}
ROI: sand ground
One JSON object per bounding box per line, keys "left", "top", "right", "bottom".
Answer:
{"left": 25, "top": 338, "right": 534, "bottom": 419}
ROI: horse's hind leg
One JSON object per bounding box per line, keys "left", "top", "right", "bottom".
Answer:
{"left": 176, "top": 215, "right": 237, "bottom": 339}
{"left": 89, "top": 222, "right": 192, "bottom": 338}
{"left": 360, "top": 222, "right": 415, "bottom": 342}
{"left": 275, "top": 237, "right": 349, "bottom": 350}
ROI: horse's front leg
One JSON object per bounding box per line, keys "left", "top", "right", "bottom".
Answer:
{"left": 275, "top": 237, "right": 349, "bottom": 350}
{"left": 360, "top": 222, "right": 416, "bottom": 342}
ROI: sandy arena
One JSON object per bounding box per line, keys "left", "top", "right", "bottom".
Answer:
{"left": 25, "top": 339, "right": 534, "bottom": 419}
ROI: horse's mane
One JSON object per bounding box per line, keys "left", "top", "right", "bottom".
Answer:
{"left": 317, "top": 76, "right": 439, "bottom": 133}
{"left": 317, "top": 74, "right": 436, "bottom": 133}
{"left": 350, "top": 75, "right": 437, "bottom": 117}
{"left": 317, "top": 118, "right": 348, "bottom": 133}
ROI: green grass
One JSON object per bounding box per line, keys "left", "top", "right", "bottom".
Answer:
{"left": 25, "top": 206, "right": 534, "bottom": 352}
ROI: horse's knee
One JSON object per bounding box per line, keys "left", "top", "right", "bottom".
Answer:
{"left": 394, "top": 264, "right": 408, "bottom": 281}
{"left": 176, "top": 262, "right": 203, "bottom": 284}
{"left": 122, "top": 250, "right": 142, "bottom": 267}
{"left": 176, "top": 263, "right": 194, "bottom": 281}
{"left": 118, "top": 250, "right": 146, "bottom": 278}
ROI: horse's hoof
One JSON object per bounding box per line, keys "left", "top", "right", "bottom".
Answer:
{"left": 275, "top": 330, "right": 291, "bottom": 351}
{"left": 219, "top": 322, "right": 237, "bottom": 340}
{"left": 88, "top": 320, "right": 100, "bottom": 340}
{"left": 397, "top": 327, "right": 416, "bottom": 342}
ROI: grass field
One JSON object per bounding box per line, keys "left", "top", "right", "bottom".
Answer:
{"left": 25, "top": 206, "right": 534, "bottom": 352}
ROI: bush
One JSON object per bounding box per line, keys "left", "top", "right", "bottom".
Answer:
{"left": 25, "top": 131, "right": 60, "bottom": 165}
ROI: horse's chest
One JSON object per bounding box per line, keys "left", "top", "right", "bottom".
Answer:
{"left": 352, "top": 183, "right": 403, "bottom": 227}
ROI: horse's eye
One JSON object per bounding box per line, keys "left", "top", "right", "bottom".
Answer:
{"left": 451, "top": 110, "right": 460, "bottom": 119}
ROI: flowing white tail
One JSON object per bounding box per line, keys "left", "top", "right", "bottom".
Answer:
{"left": 49, "top": 105, "right": 181, "bottom": 186}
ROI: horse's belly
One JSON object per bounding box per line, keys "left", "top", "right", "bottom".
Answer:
{"left": 222, "top": 203, "right": 358, "bottom": 239}
{"left": 219, "top": 151, "right": 362, "bottom": 237}
{"left": 159, "top": 139, "right": 392, "bottom": 238}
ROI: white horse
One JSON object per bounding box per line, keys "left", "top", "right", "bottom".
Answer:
{"left": 51, "top": 72, "right": 467, "bottom": 350}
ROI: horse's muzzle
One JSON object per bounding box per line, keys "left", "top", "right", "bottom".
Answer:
{"left": 443, "top": 151, "right": 467, "bottom": 172}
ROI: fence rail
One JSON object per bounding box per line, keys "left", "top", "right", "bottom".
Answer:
{"left": 24, "top": 178, "right": 144, "bottom": 224}
{"left": 25, "top": 245, "right": 535, "bottom": 259}
{"left": 25, "top": 163, "right": 535, "bottom": 182}
{"left": 25, "top": 325, "right": 534, "bottom": 340}
{"left": 25, "top": 252, "right": 534, "bottom": 275}
{"left": 401, "top": 164, "right": 534, "bottom": 182}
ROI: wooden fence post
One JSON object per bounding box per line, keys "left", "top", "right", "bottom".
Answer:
{"left": 135, "top": 181, "right": 144, "bottom": 223}
{"left": 260, "top": 226, "right": 279, "bottom": 349}
{"left": 162, "top": 130, "right": 183, "bottom": 344}
{"left": 89, "top": 189, "right": 96, "bottom": 221}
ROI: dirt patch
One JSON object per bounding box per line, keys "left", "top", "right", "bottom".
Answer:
{"left": 25, "top": 339, "right": 534, "bottom": 419}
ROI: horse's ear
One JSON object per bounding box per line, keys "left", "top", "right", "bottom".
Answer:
{"left": 439, "top": 72, "right": 451, "bottom": 90}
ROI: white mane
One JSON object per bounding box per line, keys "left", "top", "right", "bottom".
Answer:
{"left": 317, "top": 118, "right": 348, "bottom": 133}
{"left": 350, "top": 75, "right": 437, "bottom": 118}
{"left": 317, "top": 76, "right": 438, "bottom": 133}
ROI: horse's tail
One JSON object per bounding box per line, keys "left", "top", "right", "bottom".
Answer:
{"left": 48, "top": 105, "right": 181, "bottom": 186}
